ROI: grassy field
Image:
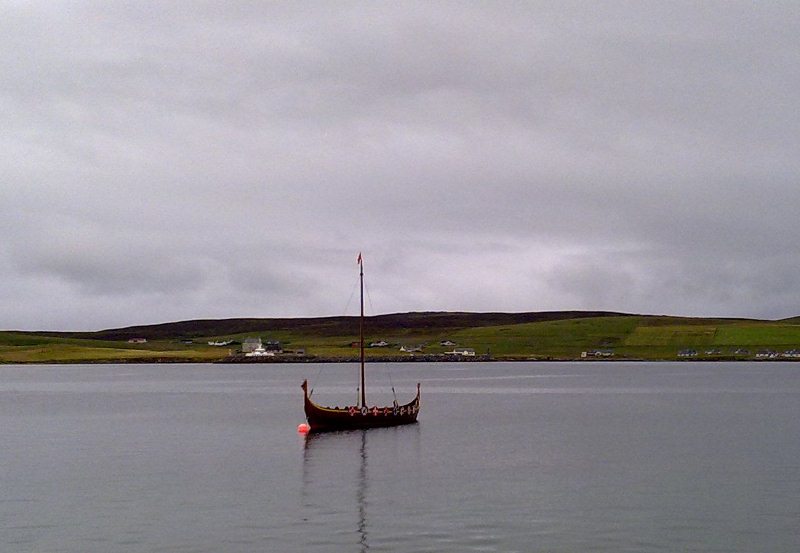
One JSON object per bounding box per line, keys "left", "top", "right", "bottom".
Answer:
{"left": 3, "top": 313, "right": 800, "bottom": 363}
{"left": 0, "top": 332, "right": 227, "bottom": 363}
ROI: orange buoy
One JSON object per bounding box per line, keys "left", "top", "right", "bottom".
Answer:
{"left": 297, "top": 423, "right": 311, "bottom": 434}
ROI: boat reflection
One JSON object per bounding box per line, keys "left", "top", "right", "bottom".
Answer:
{"left": 301, "top": 425, "right": 421, "bottom": 552}
{"left": 301, "top": 430, "right": 370, "bottom": 551}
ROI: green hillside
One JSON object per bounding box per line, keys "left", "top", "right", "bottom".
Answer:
{"left": 3, "top": 312, "right": 800, "bottom": 364}
{"left": 0, "top": 331, "right": 224, "bottom": 363}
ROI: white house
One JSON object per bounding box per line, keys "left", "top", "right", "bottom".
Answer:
{"left": 445, "top": 347, "right": 476, "bottom": 357}
{"left": 440, "top": 340, "right": 456, "bottom": 347}
{"left": 581, "top": 350, "right": 614, "bottom": 358}
{"left": 245, "top": 346, "right": 275, "bottom": 357}
{"left": 400, "top": 345, "right": 423, "bottom": 353}
{"left": 242, "top": 337, "right": 262, "bottom": 353}
{"left": 369, "top": 340, "right": 389, "bottom": 347}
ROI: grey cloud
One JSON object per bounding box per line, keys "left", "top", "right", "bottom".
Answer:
{"left": 2, "top": 2, "right": 799, "bottom": 329}
{"left": 11, "top": 230, "right": 211, "bottom": 296}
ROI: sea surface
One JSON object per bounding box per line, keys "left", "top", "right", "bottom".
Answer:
{"left": 1, "top": 361, "right": 798, "bottom": 552}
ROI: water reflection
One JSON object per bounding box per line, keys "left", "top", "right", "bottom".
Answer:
{"left": 302, "top": 430, "right": 371, "bottom": 552}
{"left": 356, "top": 431, "right": 368, "bottom": 552}
{"left": 301, "top": 425, "right": 422, "bottom": 551}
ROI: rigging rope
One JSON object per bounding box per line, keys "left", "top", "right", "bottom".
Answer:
{"left": 364, "top": 270, "right": 398, "bottom": 403}
{"left": 308, "top": 361, "right": 327, "bottom": 396}
{"left": 342, "top": 277, "right": 359, "bottom": 317}
{"left": 364, "top": 279, "right": 375, "bottom": 316}
{"left": 311, "top": 273, "right": 360, "bottom": 394}
{"left": 312, "top": 258, "right": 399, "bottom": 406}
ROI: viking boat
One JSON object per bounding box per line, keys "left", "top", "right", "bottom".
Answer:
{"left": 301, "top": 254, "right": 421, "bottom": 432}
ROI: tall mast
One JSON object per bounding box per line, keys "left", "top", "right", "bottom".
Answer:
{"left": 359, "top": 253, "right": 366, "bottom": 408}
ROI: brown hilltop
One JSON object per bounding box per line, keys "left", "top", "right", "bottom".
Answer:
{"left": 38, "top": 311, "right": 630, "bottom": 341}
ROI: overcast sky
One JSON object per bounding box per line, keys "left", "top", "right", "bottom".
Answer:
{"left": 2, "top": 2, "right": 799, "bottom": 330}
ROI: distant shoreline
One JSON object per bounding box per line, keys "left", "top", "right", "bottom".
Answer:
{"left": 217, "top": 355, "right": 800, "bottom": 364}
{"left": 5, "top": 311, "right": 800, "bottom": 364}
{"left": 3, "top": 356, "right": 798, "bottom": 365}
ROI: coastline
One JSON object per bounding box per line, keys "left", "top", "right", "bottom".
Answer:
{"left": 6, "top": 311, "right": 800, "bottom": 365}
{"left": 3, "top": 355, "right": 796, "bottom": 365}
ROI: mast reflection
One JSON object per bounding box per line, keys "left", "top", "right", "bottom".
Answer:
{"left": 302, "top": 430, "right": 370, "bottom": 552}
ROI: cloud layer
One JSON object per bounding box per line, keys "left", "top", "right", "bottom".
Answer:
{"left": 3, "top": 2, "right": 799, "bottom": 330}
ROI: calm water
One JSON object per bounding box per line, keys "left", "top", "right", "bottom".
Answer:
{"left": 1, "top": 362, "right": 798, "bottom": 552}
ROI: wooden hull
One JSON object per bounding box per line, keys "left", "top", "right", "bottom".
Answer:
{"left": 302, "top": 380, "right": 420, "bottom": 433}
